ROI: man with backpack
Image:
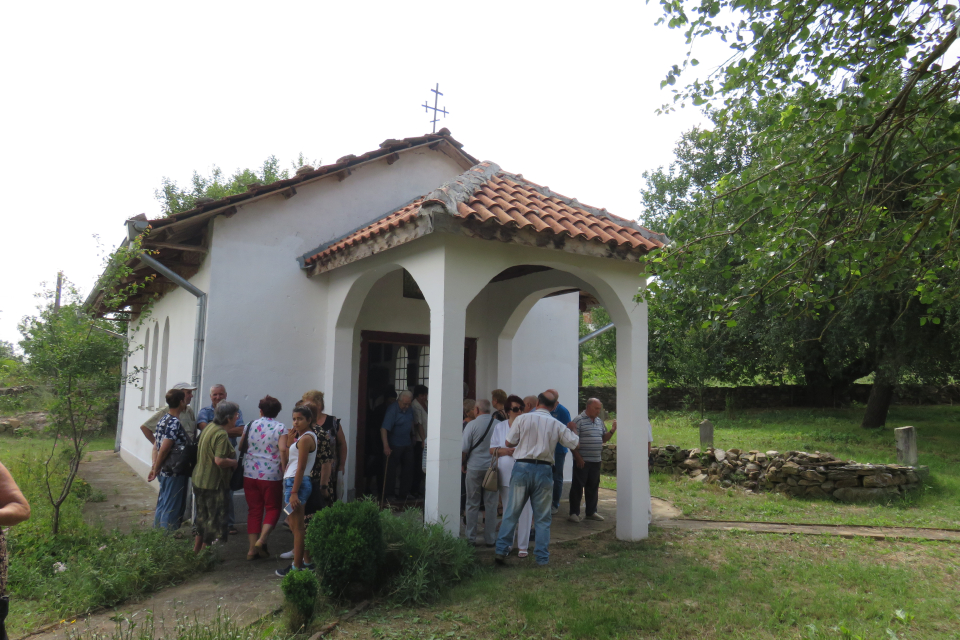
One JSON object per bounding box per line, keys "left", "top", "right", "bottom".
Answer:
{"left": 461, "top": 399, "right": 499, "bottom": 546}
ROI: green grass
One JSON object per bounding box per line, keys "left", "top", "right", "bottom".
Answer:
{"left": 1, "top": 433, "right": 210, "bottom": 636}
{"left": 602, "top": 406, "right": 960, "bottom": 529}
{"left": 335, "top": 528, "right": 960, "bottom": 639}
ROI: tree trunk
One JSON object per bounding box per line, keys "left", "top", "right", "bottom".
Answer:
{"left": 52, "top": 504, "right": 61, "bottom": 535}
{"left": 860, "top": 381, "right": 895, "bottom": 429}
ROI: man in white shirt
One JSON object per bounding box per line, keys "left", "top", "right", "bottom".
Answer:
{"left": 495, "top": 392, "right": 579, "bottom": 566}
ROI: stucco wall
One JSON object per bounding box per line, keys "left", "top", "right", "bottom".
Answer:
{"left": 510, "top": 293, "right": 579, "bottom": 412}
{"left": 119, "top": 258, "right": 212, "bottom": 480}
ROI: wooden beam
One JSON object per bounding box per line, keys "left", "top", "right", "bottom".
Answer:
{"left": 385, "top": 153, "right": 401, "bottom": 165}
{"left": 281, "top": 187, "right": 297, "bottom": 200}
{"left": 143, "top": 242, "right": 208, "bottom": 253}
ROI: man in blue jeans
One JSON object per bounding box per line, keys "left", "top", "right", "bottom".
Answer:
{"left": 495, "top": 392, "right": 579, "bottom": 566}
{"left": 545, "top": 389, "right": 572, "bottom": 514}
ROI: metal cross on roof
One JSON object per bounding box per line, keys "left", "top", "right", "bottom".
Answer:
{"left": 421, "top": 83, "right": 448, "bottom": 133}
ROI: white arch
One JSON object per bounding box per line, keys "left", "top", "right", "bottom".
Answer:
{"left": 159, "top": 317, "right": 170, "bottom": 401}
{"left": 149, "top": 322, "right": 159, "bottom": 409}
{"left": 141, "top": 327, "right": 150, "bottom": 409}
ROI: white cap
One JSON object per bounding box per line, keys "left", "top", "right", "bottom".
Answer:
{"left": 172, "top": 382, "right": 196, "bottom": 390}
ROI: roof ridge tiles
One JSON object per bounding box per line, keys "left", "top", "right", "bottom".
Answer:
{"left": 422, "top": 161, "right": 502, "bottom": 216}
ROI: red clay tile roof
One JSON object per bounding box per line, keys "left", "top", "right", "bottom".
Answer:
{"left": 302, "top": 162, "right": 667, "bottom": 267}
{"left": 148, "top": 129, "right": 475, "bottom": 229}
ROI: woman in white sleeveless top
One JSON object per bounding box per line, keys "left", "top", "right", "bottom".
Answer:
{"left": 277, "top": 405, "right": 317, "bottom": 577}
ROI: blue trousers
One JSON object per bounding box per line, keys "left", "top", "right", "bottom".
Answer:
{"left": 496, "top": 462, "right": 554, "bottom": 565}
{"left": 154, "top": 474, "right": 189, "bottom": 531}
{"left": 552, "top": 448, "right": 567, "bottom": 509}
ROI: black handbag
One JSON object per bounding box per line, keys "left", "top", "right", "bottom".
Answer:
{"left": 229, "top": 421, "right": 253, "bottom": 492}
{"left": 160, "top": 420, "right": 197, "bottom": 477}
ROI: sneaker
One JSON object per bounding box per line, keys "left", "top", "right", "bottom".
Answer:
{"left": 585, "top": 513, "right": 605, "bottom": 522}
{"left": 302, "top": 562, "right": 315, "bottom": 570}
{"left": 568, "top": 514, "right": 581, "bottom": 523}
{"left": 494, "top": 554, "right": 507, "bottom": 566}
{"left": 275, "top": 564, "right": 297, "bottom": 577}
{"left": 280, "top": 549, "right": 294, "bottom": 559}
{"left": 551, "top": 506, "right": 559, "bottom": 515}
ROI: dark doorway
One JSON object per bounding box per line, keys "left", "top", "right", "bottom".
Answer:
{"left": 355, "top": 330, "right": 477, "bottom": 496}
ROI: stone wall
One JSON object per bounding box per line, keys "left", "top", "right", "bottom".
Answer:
{"left": 648, "top": 446, "right": 928, "bottom": 502}
{"left": 579, "top": 383, "right": 960, "bottom": 413}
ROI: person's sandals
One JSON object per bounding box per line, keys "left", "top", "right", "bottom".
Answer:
{"left": 518, "top": 551, "right": 529, "bottom": 558}
{"left": 255, "top": 542, "right": 269, "bottom": 559}
{"left": 228, "top": 527, "right": 240, "bottom": 536}
{"left": 246, "top": 551, "right": 259, "bottom": 561}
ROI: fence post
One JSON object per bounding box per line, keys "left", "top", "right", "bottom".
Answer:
{"left": 894, "top": 426, "right": 918, "bottom": 466}
{"left": 699, "top": 419, "right": 714, "bottom": 448}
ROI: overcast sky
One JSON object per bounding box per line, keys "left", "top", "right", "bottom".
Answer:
{"left": 0, "top": 0, "right": 727, "bottom": 347}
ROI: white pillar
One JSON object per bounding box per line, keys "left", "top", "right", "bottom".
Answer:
{"left": 411, "top": 250, "right": 474, "bottom": 536}
{"left": 615, "top": 299, "right": 651, "bottom": 540}
{"left": 326, "top": 324, "right": 356, "bottom": 500}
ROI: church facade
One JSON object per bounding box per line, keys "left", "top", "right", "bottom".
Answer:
{"left": 89, "top": 130, "right": 664, "bottom": 539}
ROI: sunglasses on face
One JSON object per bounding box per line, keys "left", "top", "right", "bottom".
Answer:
{"left": 509, "top": 406, "right": 523, "bottom": 413}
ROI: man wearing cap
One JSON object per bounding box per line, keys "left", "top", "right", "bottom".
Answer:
{"left": 140, "top": 382, "right": 198, "bottom": 465}
{"left": 196, "top": 384, "right": 244, "bottom": 534}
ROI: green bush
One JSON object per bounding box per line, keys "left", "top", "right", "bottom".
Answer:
{"left": 281, "top": 569, "right": 319, "bottom": 631}
{"left": 378, "top": 508, "right": 477, "bottom": 605}
{"left": 305, "top": 499, "right": 384, "bottom": 599}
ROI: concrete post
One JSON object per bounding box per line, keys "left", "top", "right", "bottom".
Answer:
{"left": 895, "top": 426, "right": 918, "bottom": 466}
{"left": 700, "top": 420, "right": 714, "bottom": 448}
{"left": 614, "top": 297, "right": 650, "bottom": 541}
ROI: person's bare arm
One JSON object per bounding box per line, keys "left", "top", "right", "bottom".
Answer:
{"left": 140, "top": 424, "right": 156, "bottom": 445}
{"left": 214, "top": 456, "right": 237, "bottom": 469}
{"left": 279, "top": 433, "right": 290, "bottom": 471}
{"left": 0, "top": 461, "right": 31, "bottom": 526}
{"left": 148, "top": 438, "right": 174, "bottom": 481}
{"left": 602, "top": 419, "right": 617, "bottom": 443}
{"left": 336, "top": 427, "right": 348, "bottom": 472}
{"left": 226, "top": 424, "right": 244, "bottom": 438}
{"left": 319, "top": 460, "right": 332, "bottom": 497}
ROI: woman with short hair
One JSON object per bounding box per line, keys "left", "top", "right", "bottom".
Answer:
{"left": 191, "top": 401, "right": 238, "bottom": 553}
{"left": 239, "top": 395, "right": 286, "bottom": 560}
{"left": 490, "top": 394, "right": 534, "bottom": 558}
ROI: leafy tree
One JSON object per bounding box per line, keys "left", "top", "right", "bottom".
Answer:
{"left": 156, "top": 153, "right": 319, "bottom": 216}
{"left": 579, "top": 307, "right": 618, "bottom": 387}
{"left": 17, "top": 243, "right": 150, "bottom": 533}
{"left": 647, "top": 0, "right": 960, "bottom": 426}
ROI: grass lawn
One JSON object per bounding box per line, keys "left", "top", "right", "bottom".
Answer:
{"left": 333, "top": 528, "right": 960, "bottom": 640}
{"left": 601, "top": 405, "right": 960, "bottom": 529}
{"left": 0, "top": 432, "right": 117, "bottom": 459}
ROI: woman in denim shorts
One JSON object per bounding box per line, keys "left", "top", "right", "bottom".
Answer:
{"left": 276, "top": 404, "right": 317, "bottom": 577}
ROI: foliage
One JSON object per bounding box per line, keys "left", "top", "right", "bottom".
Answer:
{"left": 3, "top": 452, "right": 209, "bottom": 635}
{"left": 156, "top": 153, "right": 319, "bottom": 216}
{"left": 17, "top": 277, "right": 130, "bottom": 533}
{"left": 304, "top": 499, "right": 384, "bottom": 599}
{"left": 281, "top": 569, "right": 319, "bottom": 631}
{"left": 377, "top": 508, "right": 477, "bottom": 605}
{"left": 579, "top": 306, "right": 619, "bottom": 386}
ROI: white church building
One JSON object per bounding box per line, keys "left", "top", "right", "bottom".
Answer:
{"left": 88, "top": 130, "right": 665, "bottom": 540}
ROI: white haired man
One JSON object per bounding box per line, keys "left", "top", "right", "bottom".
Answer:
{"left": 380, "top": 389, "right": 417, "bottom": 501}
{"left": 461, "top": 399, "right": 499, "bottom": 546}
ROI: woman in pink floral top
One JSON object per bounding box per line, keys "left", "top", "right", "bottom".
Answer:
{"left": 239, "top": 395, "right": 287, "bottom": 560}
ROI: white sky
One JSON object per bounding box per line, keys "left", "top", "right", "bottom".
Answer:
{"left": 0, "top": 0, "right": 727, "bottom": 347}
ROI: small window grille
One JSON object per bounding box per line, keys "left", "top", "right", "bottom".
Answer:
{"left": 394, "top": 346, "right": 409, "bottom": 391}
{"left": 417, "top": 345, "right": 430, "bottom": 386}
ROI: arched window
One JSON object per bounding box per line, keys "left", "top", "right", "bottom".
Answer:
{"left": 140, "top": 327, "right": 150, "bottom": 409}
{"left": 149, "top": 322, "right": 159, "bottom": 409}
{"left": 159, "top": 318, "right": 170, "bottom": 403}
{"left": 418, "top": 345, "right": 430, "bottom": 386}
{"left": 394, "top": 346, "right": 409, "bottom": 391}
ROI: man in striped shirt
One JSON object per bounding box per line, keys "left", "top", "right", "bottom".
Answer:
{"left": 568, "top": 398, "right": 617, "bottom": 522}
{"left": 495, "top": 392, "right": 579, "bottom": 567}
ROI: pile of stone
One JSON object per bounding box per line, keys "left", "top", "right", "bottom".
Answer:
{"left": 600, "top": 444, "right": 617, "bottom": 473}
{"left": 0, "top": 385, "right": 32, "bottom": 396}
{"left": 0, "top": 417, "right": 21, "bottom": 433}
{"left": 648, "top": 445, "right": 928, "bottom": 502}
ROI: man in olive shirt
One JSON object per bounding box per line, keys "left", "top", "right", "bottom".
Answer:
{"left": 192, "top": 402, "right": 237, "bottom": 552}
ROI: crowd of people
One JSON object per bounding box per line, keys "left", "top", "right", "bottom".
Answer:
{"left": 140, "top": 379, "right": 631, "bottom": 572}
{"left": 141, "top": 382, "right": 346, "bottom": 576}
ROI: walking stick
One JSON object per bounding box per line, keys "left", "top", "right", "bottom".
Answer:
{"left": 379, "top": 451, "right": 391, "bottom": 510}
